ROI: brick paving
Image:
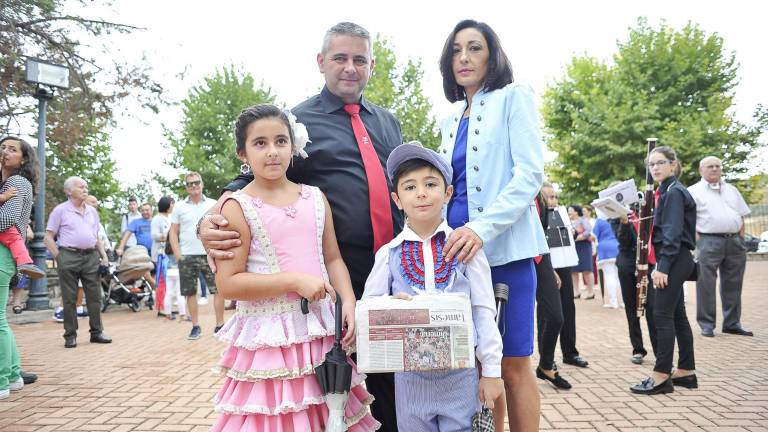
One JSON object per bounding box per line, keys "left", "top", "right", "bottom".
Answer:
{"left": 2, "top": 261, "right": 767, "bottom": 431}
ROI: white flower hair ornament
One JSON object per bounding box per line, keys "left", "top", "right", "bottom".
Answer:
{"left": 284, "top": 109, "right": 310, "bottom": 159}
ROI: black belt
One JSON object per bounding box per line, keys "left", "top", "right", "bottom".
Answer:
{"left": 61, "top": 247, "right": 96, "bottom": 255}
{"left": 698, "top": 232, "right": 739, "bottom": 238}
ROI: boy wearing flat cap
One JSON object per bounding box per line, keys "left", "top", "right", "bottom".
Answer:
{"left": 362, "top": 142, "right": 504, "bottom": 432}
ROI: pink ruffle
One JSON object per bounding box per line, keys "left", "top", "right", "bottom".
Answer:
{"left": 215, "top": 336, "right": 335, "bottom": 380}
{"left": 212, "top": 385, "right": 379, "bottom": 432}
{"left": 214, "top": 375, "right": 369, "bottom": 415}
{"left": 216, "top": 299, "right": 336, "bottom": 349}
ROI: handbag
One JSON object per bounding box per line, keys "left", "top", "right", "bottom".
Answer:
{"left": 472, "top": 406, "right": 494, "bottom": 432}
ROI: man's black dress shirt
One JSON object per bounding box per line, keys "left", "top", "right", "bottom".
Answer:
{"left": 652, "top": 176, "right": 697, "bottom": 274}
{"left": 225, "top": 86, "right": 404, "bottom": 296}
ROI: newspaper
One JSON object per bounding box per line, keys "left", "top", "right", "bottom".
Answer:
{"left": 355, "top": 293, "right": 474, "bottom": 373}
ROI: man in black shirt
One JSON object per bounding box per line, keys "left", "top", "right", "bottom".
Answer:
{"left": 201, "top": 22, "right": 402, "bottom": 430}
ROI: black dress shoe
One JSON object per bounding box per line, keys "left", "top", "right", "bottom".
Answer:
{"left": 671, "top": 374, "right": 698, "bottom": 389}
{"left": 563, "top": 355, "right": 589, "bottom": 368}
{"left": 536, "top": 367, "right": 572, "bottom": 390}
{"left": 64, "top": 336, "right": 77, "bottom": 348}
{"left": 90, "top": 333, "right": 112, "bottom": 344}
{"left": 701, "top": 328, "right": 715, "bottom": 337}
{"left": 21, "top": 371, "right": 38, "bottom": 385}
{"left": 630, "top": 377, "right": 674, "bottom": 395}
{"left": 723, "top": 326, "right": 753, "bottom": 336}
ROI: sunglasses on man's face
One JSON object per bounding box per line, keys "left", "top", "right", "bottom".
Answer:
{"left": 186, "top": 180, "right": 201, "bottom": 187}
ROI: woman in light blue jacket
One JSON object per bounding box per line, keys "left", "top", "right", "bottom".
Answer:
{"left": 438, "top": 19, "right": 548, "bottom": 432}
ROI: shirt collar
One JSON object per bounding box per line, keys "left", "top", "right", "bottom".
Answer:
{"left": 385, "top": 219, "right": 452, "bottom": 248}
{"left": 659, "top": 175, "right": 677, "bottom": 193}
{"left": 319, "top": 85, "right": 373, "bottom": 115}
{"left": 185, "top": 194, "right": 209, "bottom": 204}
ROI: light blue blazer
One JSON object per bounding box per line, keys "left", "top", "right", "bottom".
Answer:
{"left": 438, "top": 83, "right": 549, "bottom": 266}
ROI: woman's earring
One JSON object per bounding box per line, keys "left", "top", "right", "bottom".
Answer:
{"left": 240, "top": 162, "right": 252, "bottom": 175}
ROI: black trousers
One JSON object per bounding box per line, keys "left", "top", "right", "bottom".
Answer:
{"left": 556, "top": 267, "right": 580, "bottom": 359}
{"left": 617, "top": 259, "right": 658, "bottom": 357}
{"left": 652, "top": 250, "right": 696, "bottom": 375}
{"left": 535, "top": 255, "right": 564, "bottom": 370}
{"left": 352, "top": 279, "right": 397, "bottom": 431}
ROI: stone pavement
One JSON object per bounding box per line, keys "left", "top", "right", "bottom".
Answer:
{"left": 2, "top": 262, "right": 767, "bottom": 432}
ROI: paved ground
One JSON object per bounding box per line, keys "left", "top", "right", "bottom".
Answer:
{"left": 2, "top": 262, "right": 766, "bottom": 431}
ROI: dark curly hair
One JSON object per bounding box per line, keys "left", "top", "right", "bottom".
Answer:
{"left": 0, "top": 136, "right": 40, "bottom": 195}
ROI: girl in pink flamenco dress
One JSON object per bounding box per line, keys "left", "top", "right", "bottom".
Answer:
{"left": 212, "top": 104, "right": 380, "bottom": 431}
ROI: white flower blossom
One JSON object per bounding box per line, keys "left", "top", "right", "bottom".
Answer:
{"left": 284, "top": 109, "right": 310, "bottom": 158}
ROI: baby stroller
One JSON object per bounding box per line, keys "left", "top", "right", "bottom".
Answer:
{"left": 101, "top": 245, "right": 155, "bottom": 312}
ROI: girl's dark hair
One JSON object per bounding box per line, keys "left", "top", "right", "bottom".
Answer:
{"left": 569, "top": 205, "right": 584, "bottom": 217}
{"left": 439, "top": 19, "right": 514, "bottom": 103}
{"left": 233, "top": 104, "right": 295, "bottom": 155}
{"left": 157, "top": 196, "right": 175, "bottom": 213}
{"left": 0, "top": 136, "right": 40, "bottom": 195}
{"left": 649, "top": 146, "right": 682, "bottom": 177}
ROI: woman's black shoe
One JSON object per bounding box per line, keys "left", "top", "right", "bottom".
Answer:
{"left": 630, "top": 377, "right": 673, "bottom": 395}
{"left": 536, "top": 367, "right": 572, "bottom": 390}
{"left": 671, "top": 374, "right": 698, "bottom": 389}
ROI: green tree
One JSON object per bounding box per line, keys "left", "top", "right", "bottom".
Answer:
{"left": 543, "top": 18, "right": 767, "bottom": 205}
{"left": 366, "top": 36, "right": 438, "bottom": 149}
{"left": 164, "top": 66, "right": 276, "bottom": 195}
{"left": 1, "top": 0, "right": 164, "bottom": 218}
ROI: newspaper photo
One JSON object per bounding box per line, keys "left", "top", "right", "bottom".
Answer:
{"left": 356, "top": 293, "right": 474, "bottom": 373}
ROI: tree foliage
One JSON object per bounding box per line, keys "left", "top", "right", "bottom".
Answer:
{"left": 1, "top": 0, "right": 164, "bottom": 214}
{"left": 163, "top": 66, "right": 276, "bottom": 196}
{"left": 366, "top": 36, "right": 438, "bottom": 149}
{"left": 543, "top": 18, "right": 767, "bottom": 205}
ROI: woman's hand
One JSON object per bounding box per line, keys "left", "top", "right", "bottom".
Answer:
{"left": 619, "top": 212, "right": 629, "bottom": 224}
{"left": 478, "top": 377, "right": 504, "bottom": 409}
{"left": 444, "top": 227, "right": 483, "bottom": 264}
{"left": 341, "top": 299, "right": 356, "bottom": 348}
{"left": 391, "top": 292, "right": 412, "bottom": 300}
{"left": 200, "top": 214, "right": 241, "bottom": 269}
{"left": 651, "top": 270, "right": 668, "bottom": 289}
{"left": 294, "top": 274, "right": 336, "bottom": 303}
{"left": 554, "top": 270, "right": 562, "bottom": 289}
{"left": 0, "top": 186, "right": 17, "bottom": 203}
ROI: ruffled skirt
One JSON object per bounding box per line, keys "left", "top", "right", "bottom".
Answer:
{"left": 212, "top": 300, "right": 380, "bottom": 432}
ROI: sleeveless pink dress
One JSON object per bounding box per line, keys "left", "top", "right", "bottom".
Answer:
{"left": 212, "top": 185, "right": 380, "bottom": 431}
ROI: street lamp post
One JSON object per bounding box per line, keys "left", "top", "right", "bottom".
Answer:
{"left": 24, "top": 58, "right": 69, "bottom": 311}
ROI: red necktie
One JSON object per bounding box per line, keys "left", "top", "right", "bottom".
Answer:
{"left": 343, "top": 104, "right": 393, "bottom": 252}
{"left": 648, "top": 189, "right": 660, "bottom": 265}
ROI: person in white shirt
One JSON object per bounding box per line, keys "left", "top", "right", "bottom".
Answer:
{"left": 168, "top": 173, "right": 221, "bottom": 340}
{"left": 363, "top": 143, "right": 503, "bottom": 431}
{"left": 687, "top": 156, "right": 753, "bottom": 337}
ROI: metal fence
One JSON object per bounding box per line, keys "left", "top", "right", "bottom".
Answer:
{"left": 744, "top": 197, "right": 768, "bottom": 239}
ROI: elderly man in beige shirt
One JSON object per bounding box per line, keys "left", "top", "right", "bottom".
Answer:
{"left": 687, "top": 156, "right": 752, "bottom": 337}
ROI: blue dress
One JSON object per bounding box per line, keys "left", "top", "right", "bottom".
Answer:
{"left": 447, "top": 117, "right": 536, "bottom": 357}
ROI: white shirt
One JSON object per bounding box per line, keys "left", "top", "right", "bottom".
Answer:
{"left": 688, "top": 179, "right": 750, "bottom": 234}
{"left": 548, "top": 206, "right": 579, "bottom": 269}
{"left": 120, "top": 211, "right": 141, "bottom": 247}
{"left": 170, "top": 195, "right": 216, "bottom": 256}
{"left": 362, "top": 221, "right": 503, "bottom": 378}
{"left": 150, "top": 213, "right": 171, "bottom": 262}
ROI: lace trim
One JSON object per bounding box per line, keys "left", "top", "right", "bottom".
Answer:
{"left": 213, "top": 362, "right": 367, "bottom": 385}
{"left": 311, "top": 186, "right": 330, "bottom": 282}
{"left": 234, "top": 296, "right": 331, "bottom": 318}
{"left": 346, "top": 395, "right": 377, "bottom": 428}
{"left": 232, "top": 191, "right": 280, "bottom": 273}
{"left": 219, "top": 332, "right": 335, "bottom": 350}
{"left": 214, "top": 395, "right": 327, "bottom": 416}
